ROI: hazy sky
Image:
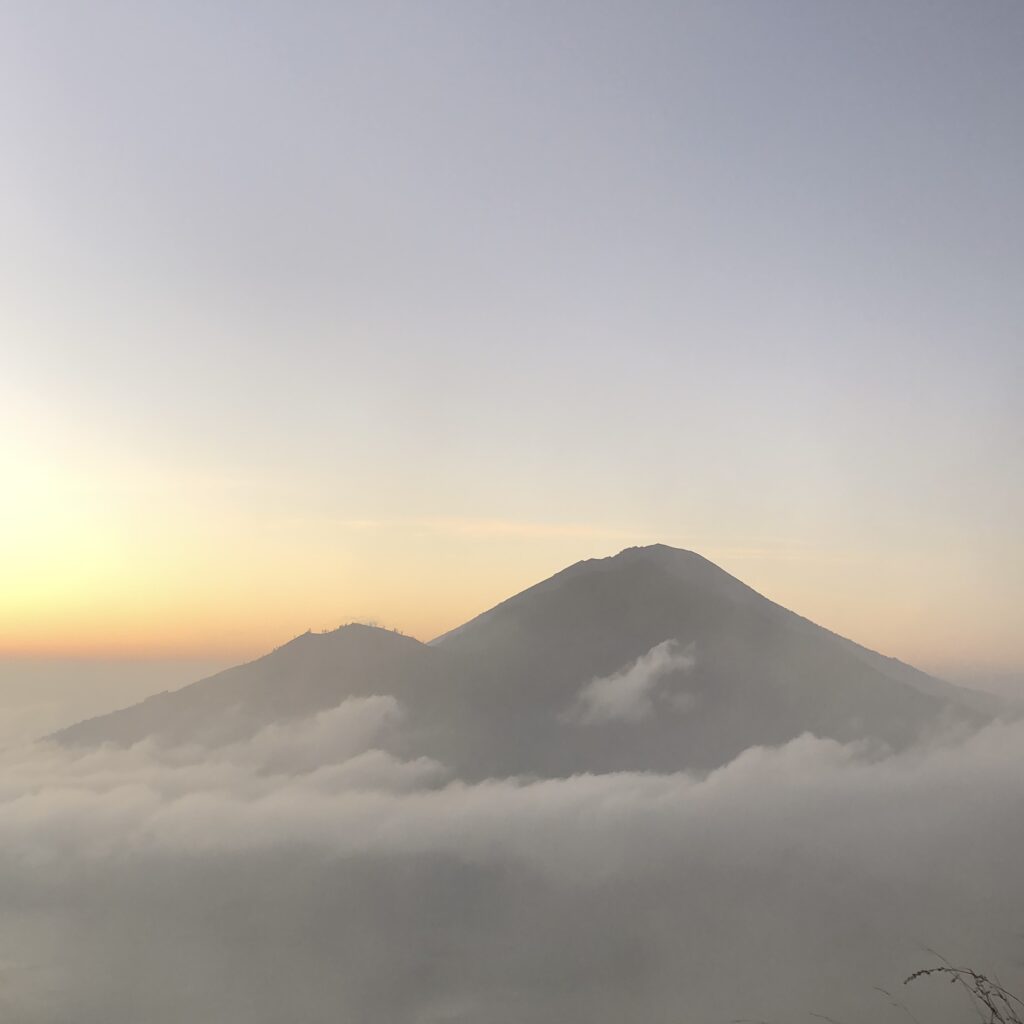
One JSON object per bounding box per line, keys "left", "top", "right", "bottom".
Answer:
{"left": 2, "top": 2, "right": 1021, "bottom": 677}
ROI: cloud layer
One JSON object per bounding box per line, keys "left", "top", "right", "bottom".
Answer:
{"left": 0, "top": 693, "right": 1023, "bottom": 1023}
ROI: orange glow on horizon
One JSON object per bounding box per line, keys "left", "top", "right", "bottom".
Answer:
{"left": 3, "top": 535, "right": 1022, "bottom": 680}
{"left": 2, "top": 411, "right": 1020, "bottom": 677}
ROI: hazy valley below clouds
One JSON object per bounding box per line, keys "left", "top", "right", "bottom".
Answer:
{"left": 3, "top": 700, "right": 1024, "bottom": 1023}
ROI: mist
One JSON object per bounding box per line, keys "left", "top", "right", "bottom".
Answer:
{"left": 1, "top": 687, "right": 1022, "bottom": 1023}
{"left": 0, "top": 658, "right": 230, "bottom": 745}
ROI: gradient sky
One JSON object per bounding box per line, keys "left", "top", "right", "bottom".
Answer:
{"left": 1, "top": 2, "right": 1021, "bottom": 682}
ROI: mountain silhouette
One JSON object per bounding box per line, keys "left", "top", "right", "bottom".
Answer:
{"left": 55, "top": 545, "right": 1001, "bottom": 775}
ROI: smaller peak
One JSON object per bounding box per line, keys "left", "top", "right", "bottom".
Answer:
{"left": 321, "top": 622, "right": 412, "bottom": 640}
{"left": 274, "top": 622, "right": 411, "bottom": 652}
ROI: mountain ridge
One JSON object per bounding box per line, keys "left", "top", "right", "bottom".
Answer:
{"left": 54, "top": 545, "right": 1008, "bottom": 774}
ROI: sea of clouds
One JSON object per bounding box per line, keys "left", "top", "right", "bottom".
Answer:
{"left": 1, "top": 694, "right": 1022, "bottom": 1023}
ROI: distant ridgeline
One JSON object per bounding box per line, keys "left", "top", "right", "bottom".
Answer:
{"left": 56, "top": 545, "right": 1011, "bottom": 777}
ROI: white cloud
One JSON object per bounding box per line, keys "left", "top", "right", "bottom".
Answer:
{"left": 567, "top": 639, "right": 696, "bottom": 724}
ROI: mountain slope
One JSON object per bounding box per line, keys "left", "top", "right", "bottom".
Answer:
{"left": 55, "top": 545, "right": 998, "bottom": 775}
{"left": 57, "top": 624, "right": 452, "bottom": 748}
{"left": 428, "top": 544, "right": 994, "bottom": 774}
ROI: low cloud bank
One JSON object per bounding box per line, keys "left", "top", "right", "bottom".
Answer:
{"left": 0, "top": 699, "right": 1022, "bottom": 1023}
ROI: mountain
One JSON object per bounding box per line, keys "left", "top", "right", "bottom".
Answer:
{"left": 55, "top": 545, "right": 1004, "bottom": 775}
{"left": 57, "top": 623, "right": 453, "bottom": 749}
{"left": 428, "top": 544, "right": 999, "bottom": 774}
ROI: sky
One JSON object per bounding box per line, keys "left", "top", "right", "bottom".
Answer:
{"left": 1, "top": 2, "right": 1021, "bottom": 683}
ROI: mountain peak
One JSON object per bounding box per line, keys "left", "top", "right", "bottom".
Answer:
{"left": 573, "top": 544, "right": 721, "bottom": 574}
{"left": 430, "top": 545, "right": 740, "bottom": 648}
{"left": 560, "top": 544, "right": 749, "bottom": 597}
{"left": 619, "top": 542, "right": 693, "bottom": 556}
{"left": 603, "top": 543, "right": 710, "bottom": 567}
